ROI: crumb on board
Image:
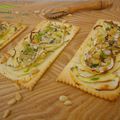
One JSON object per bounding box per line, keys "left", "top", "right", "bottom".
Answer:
{"left": 40, "top": 9, "right": 45, "bottom": 16}
{"left": 15, "top": 92, "right": 22, "bottom": 101}
{"left": 7, "top": 92, "right": 22, "bottom": 106}
{"left": 15, "top": 11, "right": 19, "bottom": 14}
{"left": 7, "top": 98, "right": 16, "bottom": 105}
{"left": 64, "top": 100, "right": 72, "bottom": 106}
{"left": 59, "top": 95, "right": 72, "bottom": 106}
{"left": 2, "top": 109, "right": 11, "bottom": 118}
{"left": 41, "top": 12, "right": 45, "bottom": 16}
{"left": 5, "top": 92, "right": 22, "bottom": 118}
{"left": 59, "top": 95, "right": 68, "bottom": 102}
{"left": 67, "top": 14, "right": 72, "bottom": 17}
{"left": 34, "top": 10, "right": 40, "bottom": 14}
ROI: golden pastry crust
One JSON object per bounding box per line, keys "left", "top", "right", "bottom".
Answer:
{"left": 57, "top": 66, "right": 120, "bottom": 101}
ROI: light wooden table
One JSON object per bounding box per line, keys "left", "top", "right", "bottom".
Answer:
{"left": 0, "top": 0, "right": 120, "bottom": 120}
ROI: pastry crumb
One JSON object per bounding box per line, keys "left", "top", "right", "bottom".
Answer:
{"left": 67, "top": 14, "right": 72, "bottom": 17}
{"left": 34, "top": 10, "right": 40, "bottom": 14}
{"left": 64, "top": 100, "right": 72, "bottom": 106}
{"left": 59, "top": 95, "right": 72, "bottom": 106}
{"left": 2, "top": 109, "right": 11, "bottom": 118}
{"left": 59, "top": 95, "right": 68, "bottom": 102}
{"left": 7, "top": 98, "right": 16, "bottom": 105}
{"left": 15, "top": 11, "right": 19, "bottom": 14}
{"left": 15, "top": 92, "right": 22, "bottom": 101}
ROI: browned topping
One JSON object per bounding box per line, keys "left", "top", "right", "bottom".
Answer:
{"left": 29, "top": 31, "right": 38, "bottom": 44}
{"left": 94, "top": 25, "right": 102, "bottom": 30}
{"left": 99, "top": 84, "right": 109, "bottom": 90}
{"left": 96, "top": 82, "right": 120, "bottom": 91}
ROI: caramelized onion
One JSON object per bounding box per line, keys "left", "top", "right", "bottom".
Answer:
{"left": 93, "top": 25, "right": 103, "bottom": 30}
{"left": 30, "top": 31, "right": 39, "bottom": 44}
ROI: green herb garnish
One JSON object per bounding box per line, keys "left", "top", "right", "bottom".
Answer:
{"left": 24, "top": 68, "right": 30, "bottom": 73}
{"left": 0, "top": 34, "right": 4, "bottom": 39}
{"left": 100, "top": 51, "right": 107, "bottom": 59}
{"left": 91, "top": 77, "right": 99, "bottom": 80}
{"left": 33, "top": 32, "right": 44, "bottom": 41}
{"left": 0, "top": 4, "right": 15, "bottom": 9}
{"left": 91, "top": 64, "right": 99, "bottom": 68}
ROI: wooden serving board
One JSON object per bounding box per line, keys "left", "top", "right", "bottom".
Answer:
{"left": 0, "top": 0, "right": 120, "bottom": 120}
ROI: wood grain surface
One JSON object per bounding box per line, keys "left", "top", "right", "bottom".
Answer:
{"left": 0, "top": 0, "right": 120, "bottom": 120}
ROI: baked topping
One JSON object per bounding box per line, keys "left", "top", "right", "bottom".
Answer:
{"left": 0, "top": 23, "right": 8, "bottom": 33}
{"left": 16, "top": 42, "right": 40, "bottom": 67}
{"left": 85, "top": 21, "right": 120, "bottom": 73}
{"left": 11, "top": 22, "right": 72, "bottom": 69}
{"left": 85, "top": 48, "right": 114, "bottom": 73}
{"left": 70, "top": 20, "right": 120, "bottom": 91}
{"left": 2, "top": 21, "right": 73, "bottom": 78}
{"left": 30, "top": 22, "right": 71, "bottom": 46}
{"left": 71, "top": 65, "right": 117, "bottom": 83}
{"left": 0, "top": 22, "right": 21, "bottom": 45}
